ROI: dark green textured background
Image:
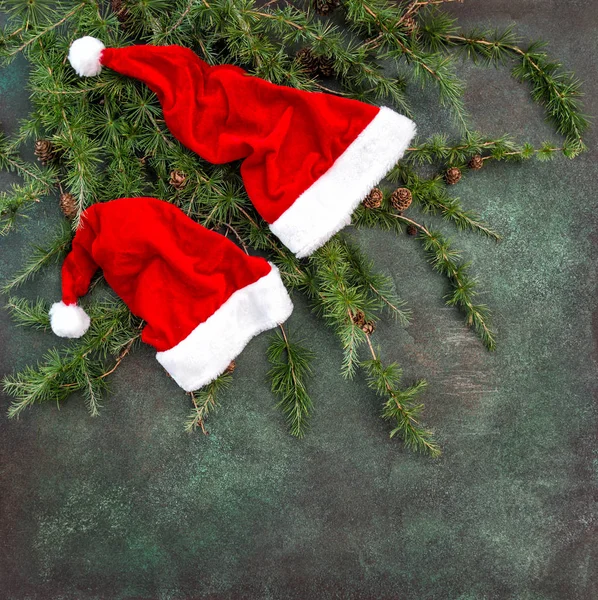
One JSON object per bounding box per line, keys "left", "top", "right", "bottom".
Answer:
{"left": 1, "top": 1, "right": 596, "bottom": 598}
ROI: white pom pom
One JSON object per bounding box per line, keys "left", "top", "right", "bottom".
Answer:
{"left": 68, "top": 36, "right": 105, "bottom": 77}
{"left": 49, "top": 302, "right": 91, "bottom": 338}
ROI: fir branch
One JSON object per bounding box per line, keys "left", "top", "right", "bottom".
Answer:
{"left": 158, "top": 0, "right": 195, "bottom": 41}
{"left": 404, "top": 132, "right": 520, "bottom": 165}
{"left": 0, "top": 181, "right": 46, "bottom": 235}
{"left": 1, "top": 2, "right": 87, "bottom": 61}
{"left": 308, "top": 239, "right": 376, "bottom": 378}
{"left": 405, "top": 133, "right": 569, "bottom": 163}
{"left": 79, "top": 359, "right": 106, "bottom": 417}
{"left": 360, "top": 325, "right": 438, "bottom": 455}
{"left": 4, "top": 349, "right": 76, "bottom": 418}
{"left": 357, "top": 170, "right": 496, "bottom": 351}
{"left": 0, "top": 133, "right": 57, "bottom": 186}
{"left": 185, "top": 373, "right": 233, "bottom": 433}
{"left": 397, "top": 215, "right": 496, "bottom": 350}
{"left": 0, "top": 134, "right": 57, "bottom": 233}
{"left": 2, "top": 221, "right": 72, "bottom": 291}
{"left": 437, "top": 31, "right": 589, "bottom": 151}
{"left": 5, "top": 296, "right": 50, "bottom": 330}
{"left": 267, "top": 325, "right": 314, "bottom": 438}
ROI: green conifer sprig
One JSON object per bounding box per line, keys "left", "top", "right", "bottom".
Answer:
{"left": 1, "top": 220, "right": 71, "bottom": 291}
{"left": 6, "top": 295, "right": 51, "bottom": 329}
{"left": 408, "top": 219, "right": 496, "bottom": 350}
{"left": 416, "top": 16, "right": 589, "bottom": 153}
{"left": 186, "top": 373, "right": 233, "bottom": 433}
{"left": 405, "top": 133, "right": 575, "bottom": 166}
{"left": 267, "top": 326, "right": 314, "bottom": 438}
{"left": 0, "top": 134, "right": 57, "bottom": 233}
{"left": 0, "top": 180, "right": 46, "bottom": 235}
{"left": 308, "top": 238, "right": 381, "bottom": 378}
{"left": 361, "top": 356, "right": 438, "bottom": 456}
{"left": 303, "top": 237, "right": 438, "bottom": 453}
{"left": 405, "top": 132, "right": 520, "bottom": 165}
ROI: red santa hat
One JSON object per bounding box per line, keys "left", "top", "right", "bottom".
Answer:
{"left": 68, "top": 37, "right": 416, "bottom": 258}
{"left": 50, "top": 197, "right": 293, "bottom": 392}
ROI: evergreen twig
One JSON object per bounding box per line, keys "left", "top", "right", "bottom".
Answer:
{"left": 2, "top": 221, "right": 72, "bottom": 291}
{"left": 398, "top": 215, "right": 496, "bottom": 350}
{"left": 418, "top": 22, "right": 589, "bottom": 152}
{"left": 185, "top": 373, "right": 233, "bottom": 433}
{"left": 267, "top": 325, "right": 314, "bottom": 438}
{"left": 362, "top": 335, "right": 439, "bottom": 456}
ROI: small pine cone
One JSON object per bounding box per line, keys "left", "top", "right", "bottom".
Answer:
{"left": 313, "top": 0, "right": 340, "bottom": 16}
{"left": 317, "top": 56, "right": 335, "bottom": 78}
{"left": 468, "top": 155, "right": 484, "bottom": 170}
{"left": 296, "top": 47, "right": 321, "bottom": 77}
{"left": 169, "top": 169, "right": 188, "bottom": 190}
{"left": 406, "top": 224, "right": 418, "bottom": 236}
{"left": 362, "top": 187, "right": 383, "bottom": 209}
{"left": 111, "top": 0, "right": 130, "bottom": 26}
{"left": 402, "top": 16, "right": 417, "bottom": 34}
{"left": 225, "top": 360, "right": 236, "bottom": 374}
{"left": 390, "top": 187, "right": 413, "bottom": 212}
{"left": 445, "top": 167, "right": 462, "bottom": 185}
{"left": 362, "top": 320, "right": 376, "bottom": 335}
{"left": 34, "top": 139, "right": 55, "bottom": 165}
{"left": 351, "top": 310, "right": 366, "bottom": 328}
{"left": 59, "top": 192, "right": 78, "bottom": 220}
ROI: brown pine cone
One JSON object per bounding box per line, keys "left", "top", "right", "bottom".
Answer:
{"left": 406, "top": 224, "right": 418, "bottom": 236}
{"left": 34, "top": 140, "right": 55, "bottom": 165}
{"left": 445, "top": 167, "right": 462, "bottom": 185}
{"left": 362, "top": 320, "right": 376, "bottom": 335}
{"left": 362, "top": 187, "right": 383, "bottom": 209}
{"left": 296, "top": 48, "right": 334, "bottom": 77}
{"left": 111, "top": 0, "right": 130, "bottom": 27}
{"left": 225, "top": 360, "right": 236, "bottom": 374}
{"left": 317, "top": 56, "right": 335, "bottom": 77}
{"left": 59, "top": 192, "right": 78, "bottom": 220}
{"left": 468, "top": 155, "right": 484, "bottom": 170}
{"left": 313, "top": 0, "right": 340, "bottom": 16}
{"left": 390, "top": 187, "right": 412, "bottom": 212}
{"left": 351, "top": 310, "right": 366, "bottom": 328}
{"left": 169, "top": 170, "right": 188, "bottom": 190}
{"left": 296, "top": 47, "right": 320, "bottom": 77}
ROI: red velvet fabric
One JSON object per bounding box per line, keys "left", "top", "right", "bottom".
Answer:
{"left": 61, "top": 197, "right": 272, "bottom": 351}
{"left": 100, "top": 45, "right": 379, "bottom": 224}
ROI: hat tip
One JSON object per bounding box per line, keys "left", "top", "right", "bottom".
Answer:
{"left": 68, "top": 36, "right": 105, "bottom": 77}
{"left": 49, "top": 301, "right": 91, "bottom": 338}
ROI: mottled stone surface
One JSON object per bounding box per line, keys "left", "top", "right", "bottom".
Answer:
{"left": 0, "top": 1, "right": 596, "bottom": 598}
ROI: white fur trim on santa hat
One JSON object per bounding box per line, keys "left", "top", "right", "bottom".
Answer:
{"left": 155, "top": 264, "right": 293, "bottom": 392}
{"left": 49, "top": 301, "right": 91, "bottom": 338}
{"left": 68, "top": 36, "right": 105, "bottom": 77}
{"left": 269, "top": 106, "right": 417, "bottom": 258}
